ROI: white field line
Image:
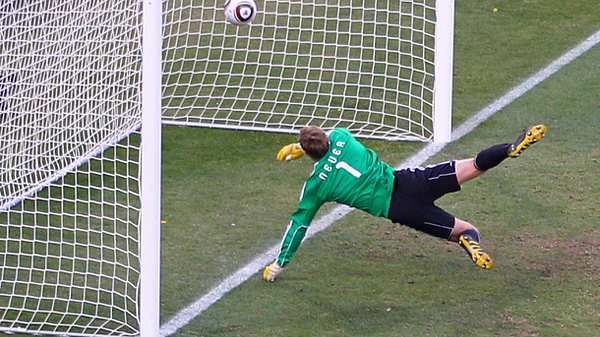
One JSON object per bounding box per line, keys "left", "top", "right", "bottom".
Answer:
{"left": 159, "top": 29, "right": 600, "bottom": 337}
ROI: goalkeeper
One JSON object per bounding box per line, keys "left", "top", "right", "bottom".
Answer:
{"left": 263, "top": 124, "right": 548, "bottom": 282}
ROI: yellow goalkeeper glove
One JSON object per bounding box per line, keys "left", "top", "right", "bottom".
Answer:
{"left": 276, "top": 143, "right": 304, "bottom": 161}
{"left": 262, "top": 262, "right": 284, "bottom": 282}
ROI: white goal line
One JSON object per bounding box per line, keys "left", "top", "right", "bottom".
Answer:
{"left": 159, "top": 29, "right": 600, "bottom": 337}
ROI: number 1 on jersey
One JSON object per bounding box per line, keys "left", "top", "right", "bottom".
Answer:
{"left": 336, "top": 161, "right": 362, "bottom": 178}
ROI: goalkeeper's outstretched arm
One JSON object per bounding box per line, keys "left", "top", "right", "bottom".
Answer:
{"left": 276, "top": 220, "right": 309, "bottom": 267}
{"left": 263, "top": 183, "right": 323, "bottom": 282}
{"left": 263, "top": 219, "right": 308, "bottom": 282}
{"left": 264, "top": 126, "right": 330, "bottom": 282}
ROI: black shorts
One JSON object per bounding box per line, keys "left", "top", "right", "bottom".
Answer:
{"left": 387, "top": 160, "right": 461, "bottom": 239}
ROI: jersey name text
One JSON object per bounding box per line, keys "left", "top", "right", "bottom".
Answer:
{"left": 318, "top": 140, "right": 346, "bottom": 181}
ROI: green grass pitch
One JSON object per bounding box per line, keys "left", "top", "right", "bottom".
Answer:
{"left": 1, "top": 0, "right": 599, "bottom": 336}
{"left": 161, "top": 1, "right": 600, "bottom": 337}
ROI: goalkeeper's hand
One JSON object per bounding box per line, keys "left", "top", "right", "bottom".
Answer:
{"left": 262, "top": 262, "right": 284, "bottom": 282}
{"left": 276, "top": 143, "right": 304, "bottom": 161}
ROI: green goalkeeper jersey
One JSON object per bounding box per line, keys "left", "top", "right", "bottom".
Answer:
{"left": 276, "top": 128, "right": 395, "bottom": 267}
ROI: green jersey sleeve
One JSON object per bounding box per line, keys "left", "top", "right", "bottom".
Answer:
{"left": 276, "top": 179, "right": 324, "bottom": 267}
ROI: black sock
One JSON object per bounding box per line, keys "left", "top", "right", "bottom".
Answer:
{"left": 474, "top": 143, "right": 511, "bottom": 171}
{"left": 461, "top": 228, "right": 481, "bottom": 242}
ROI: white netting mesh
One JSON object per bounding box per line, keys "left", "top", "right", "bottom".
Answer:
{"left": 0, "top": 0, "right": 142, "bottom": 335}
{"left": 0, "top": 0, "right": 446, "bottom": 335}
{"left": 162, "top": 0, "right": 437, "bottom": 141}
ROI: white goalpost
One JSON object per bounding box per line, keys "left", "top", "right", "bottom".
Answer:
{"left": 162, "top": 0, "right": 453, "bottom": 142}
{"left": 0, "top": 0, "right": 453, "bottom": 336}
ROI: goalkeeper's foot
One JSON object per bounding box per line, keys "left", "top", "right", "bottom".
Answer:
{"left": 507, "top": 124, "right": 548, "bottom": 158}
{"left": 458, "top": 234, "right": 495, "bottom": 269}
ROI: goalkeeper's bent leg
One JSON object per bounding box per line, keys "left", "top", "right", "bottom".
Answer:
{"left": 474, "top": 143, "right": 511, "bottom": 171}
{"left": 455, "top": 158, "right": 484, "bottom": 185}
{"left": 450, "top": 218, "right": 495, "bottom": 270}
{"left": 473, "top": 124, "right": 548, "bottom": 171}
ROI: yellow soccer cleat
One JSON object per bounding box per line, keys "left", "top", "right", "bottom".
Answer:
{"left": 276, "top": 143, "right": 305, "bottom": 161}
{"left": 508, "top": 124, "right": 548, "bottom": 158}
{"left": 459, "top": 234, "right": 495, "bottom": 270}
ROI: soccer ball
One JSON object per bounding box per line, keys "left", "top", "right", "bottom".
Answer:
{"left": 224, "top": 0, "right": 258, "bottom": 25}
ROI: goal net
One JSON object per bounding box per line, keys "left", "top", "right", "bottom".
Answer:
{"left": 162, "top": 0, "right": 453, "bottom": 142}
{"left": 0, "top": 0, "right": 453, "bottom": 335}
{"left": 0, "top": 0, "right": 155, "bottom": 335}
